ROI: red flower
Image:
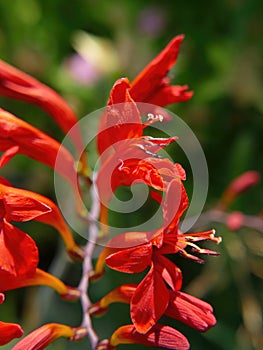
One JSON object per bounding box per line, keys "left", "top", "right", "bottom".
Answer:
{"left": 0, "top": 293, "right": 24, "bottom": 345}
{"left": 0, "top": 220, "right": 80, "bottom": 300}
{"left": 12, "top": 323, "right": 87, "bottom": 350}
{"left": 0, "top": 220, "right": 38, "bottom": 279}
{"left": 0, "top": 59, "right": 86, "bottom": 164}
{"left": 220, "top": 170, "right": 261, "bottom": 209}
{"left": 129, "top": 35, "right": 193, "bottom": 106}
{"left": 91, "top": 284, "right": 216, "bottom": 333}
{"left": 97, "top": 324, "right": 190, "bottom": 350}
{"left": 0, "top": 108, "right": 77, "bottom": 185}
{"left": 96, "top": 79, "right": 183, "bottom": 231}
{"left": 0, "top": 179, "right": 84, "bottom": 259}
{"left": 95, "top": 180, "right": 220, "bottom": 333}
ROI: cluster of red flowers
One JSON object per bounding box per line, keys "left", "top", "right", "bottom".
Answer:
{"left": 0, "top": 35, "right": 220, "bottom": 349}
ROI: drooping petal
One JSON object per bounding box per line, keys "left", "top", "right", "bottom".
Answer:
{"left": 131, "top": 264, "right": 169, "bottom": 333}
{"left": 130, "top": 35, "right": 193, "bottom": 106}
{"left": 12, "top": 323, "right": 77, "bottom": 350}
{"left": 0, "top": 108, "right": 77, "bottom": 186}
{"left": 106, "top": 324, "right": 190, "bottom": 350}
{"left": 0, "top": 59, "right": 85, "bottom": 159}
{"left": 106, "top": 242, "right": 152, "bottom": 273}
{"left": 165, "top": 291, "right": 216, "bottom": 332}
{"left": 0, "top": 221, "right": 38, "bottom": 278}
{"left": 0, "top": 321, "right": 23, "bottom": 346}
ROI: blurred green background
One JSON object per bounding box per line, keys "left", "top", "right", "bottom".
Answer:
{"left": 0, "top": 0, "right": 263, "bottom": 349}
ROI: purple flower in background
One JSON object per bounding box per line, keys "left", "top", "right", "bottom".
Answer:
{"left": 66, "top": 53, "right": 100, "bottom": 85}
{"left": 138, "top": 7, "right": 167, "bottom": 37}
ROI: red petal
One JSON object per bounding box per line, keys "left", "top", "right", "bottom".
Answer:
{"left": 0, "top": 145, "right": 19, "bottom": 167}
{"left": 131, "top": 264, "right": 169, "bottom": 333}
{"left": 0, "top": 59, "right": 84, "bottom": 155}
{"left": 110, "top": 324, "right": 190, "bottom": 350}
{"left": 153, "top": 254, "right": 182, "bottom": 291}
{"left": 166, "top": 291, "right": 216, "bottom": 332}
{"left": 147, "top": 85, "right": 193, "bottom": 106}
{"left": 0, "top": 109, "right": 76, "bottom": 185}
{"left": 0, "top": 292, "right": 4, "bottom": 303}
{"left": 12, "top": 323, "right": 75, "bottom": 350}
{"left": 0, "top": 221, "right": 38, "bottom": 278}
{"left": 0, "top": 182, "right": 82, "bottom": 257}
{"left": 0, "top": 321, "right": 23, "bottom": 346}
{"left": 3, "top": 193, "right": 51, "bottom": 222}
{"left": 97, "top": 78, "right": 143, "bottom": 156}
{"left": 106, "top": 243, "right": 152, "bottom": 273}
{"left": 90, "top": 284, "right": 137, "bottom": 316}
{"left": 130, "top": 35, "right": 192, "bottom": 106}
{"left": 163, "top": 179, "right": 188, "bottom": 232}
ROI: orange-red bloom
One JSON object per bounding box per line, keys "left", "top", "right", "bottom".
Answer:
{"left": 0, "top": 220, "right": 80, "bottom": 299}
{"left": 0, "top": 293, "right": 24, "bottom": 345}
{"left": 0, "top": 108, "right": 77, "bottom": 185}
{"left": 12, "top": 323, "right": 87, "bottom": 350}
{"left": 0, "top": 220, "right": 38, "bottom": 279}
{"left": 98, "top": 324, "right": 190, "bottom": 350}
{"left": 219, "top": 170, "right": 261, "bottom": 209}
{"left": 96, "top": 79, "right": 183, "bottom": 231}
{"left": 95, "top": 180, "right": 220, "bottom": 333}
{"left": 130, "top": 35, "right": 193, "bottom": 105}
{"left": 91, "top": 284, "right": 216, "bottom": 333}
{"left": 0, "top": 180, "right": 83, "bottom": 259}
{"left": 0, "top": 59, "right": 85, "bottom": 161}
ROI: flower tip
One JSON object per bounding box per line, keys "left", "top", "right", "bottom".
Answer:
{"left": 67, "top": 245, "right": 85, "bottom": 261}
{"left": 89, "top": 303, "right": 108, "bottom": 317}
{"left": 71, "top": 327, "right": 88, "bottom": 341}
{"left": 61, "top": 286, "right": 81, "bottom": 301}
{"left": 0, "top": 293, "right": 5, "bottom": 304}
{"left": 96, "top": 339, "right": 115, "bottom": 350}
{"left": 89, "top": 269, "right": 104, "bottom": 282}
{"left": 173, "top": 34, "right": 185, "bottom": 43}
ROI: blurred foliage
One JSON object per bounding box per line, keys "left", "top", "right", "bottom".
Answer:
{"left": 0, "top": 0, "right": 263, "bottom": 349}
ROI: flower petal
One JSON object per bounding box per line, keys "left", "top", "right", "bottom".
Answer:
{"left": 0, "top": 59, "right": 85, "bottom": 157}
{"left": 0, "top": 221, "right": 38, "bottom": 277}
{"left": 163, "top": 179, "right": 188, "bottom": 232}
{"left": 153, "top": 254, "right": 182, "bottom": 291}
{"left": 131, "top": 264, "right": 169, "bottom": 333}
{"left": 109, "top": 324, "right": 190, "bottom": 350}
{"left": 0, "top": 145, "right": 19, "bottom": 167}
{"left": 0, "top": 108, "right": 77, "bottom": 185}
{"left": 90, "top": 284, "right": 136, "bottom": 316}
{"left": 0, "top": 268, "right": 80, "bottom": 300}
{"left": 97, "top": 78, "right": 142, "bottom": 156}
{"left": 0, "top": 292, "right": 4, "bottom": 303}
{"left": 0, "top": 182, "right": 84, "bottom": 260}
{"left": 130, "top": 35, "right": 192, "bottom": 106}
{"left": 0, "top": 321, "right": 23, "bottom": 346}
{"left": 106, "top": 242, "right": 152, "bottom": 273}
{"left": 166, "top": 291, "right": 216, "bottom": 332}
{"left": 12, "top": 323, "right": 76, "bottom": 350}
{"left": 3, "top": 193, "right": 51, "bottom": 222}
